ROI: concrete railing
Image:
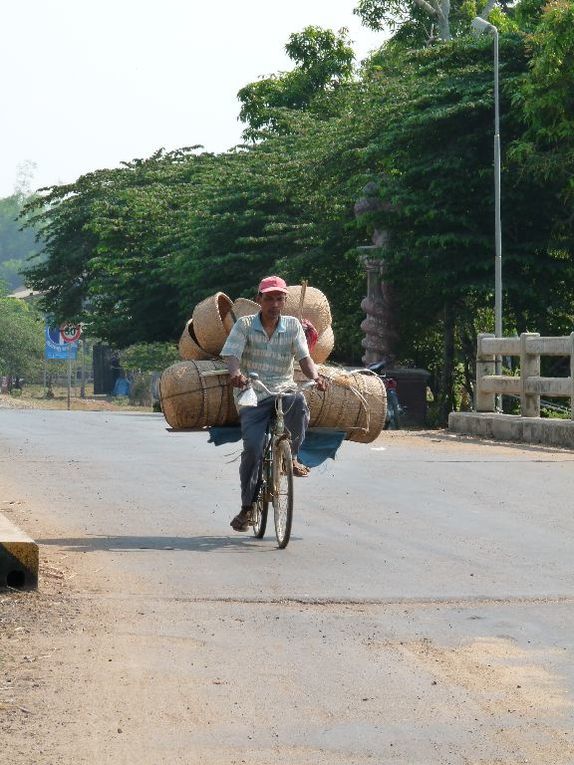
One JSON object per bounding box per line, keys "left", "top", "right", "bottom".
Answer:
{"left": 476, "top": 332, "right": 574, "bottom": 418}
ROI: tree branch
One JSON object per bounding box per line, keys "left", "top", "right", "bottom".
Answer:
{"left": 479, "top": 0, "right": 497, "bottom": 18}
{"left": 413, "top": 0, "right": 440, "bottom": 19}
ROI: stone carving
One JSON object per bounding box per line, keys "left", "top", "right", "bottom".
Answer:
{"left": 354, "top": 182, "right": 399, "bottom": 366}
{"left": 360, "top": 258, "right": 386, "bottom": 365}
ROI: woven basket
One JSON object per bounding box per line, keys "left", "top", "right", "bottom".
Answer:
{"left": 231, "top": 297, "right": 259, "bottom": 320}
{"left": 159, "top": 361, "right": 238, "bottom": 429}
{"left": 296, "top": 365, "right": 387, "bottom": 443}
{"left": 284, "top": 285, "right": 332, "bottom": 336}
{"left": 192, "top": 292, "right": 234, "bottom": 355}
{"left": 310, "top": 325, "right": 334, "bottom": 364}
{"left": 178, "top": 319, "right": 217, "bottom": 361}
{"left": 222, "top": 312, "right": 235, "bottom": 335}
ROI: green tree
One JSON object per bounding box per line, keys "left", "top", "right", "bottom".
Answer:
{"left": 22, "top": 152, "right": 195, "bottom": 346}
{"left": 329, "top": 35, "right": 570, "bottom": 419}
{"left": 120, "top": 341, "right": 179, "bottom": 373}
{"left": 0, "top": 298, "right": 44, "bottom": 381}
{"left": 0, "top": 194, "right": 42, "bottom": 291}
{"left": 353, "top": 0, "right": 512, "bottom": 43}
{"left": 238, "top": 26, "right": 355, "bottom": 138}
{"left": 511, "top": 0, "right": 574, "bottom": 236}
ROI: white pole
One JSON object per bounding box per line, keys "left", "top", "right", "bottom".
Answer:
{"left": 67, "top": 343, "right": 72, "bottom": 411}
{"left": 493, "top": 29, "right": 502, "bottom": 342}
{"left": 472, "top": 18, "right": 503, "bottom": 411}
{"left": 492, "top": 28, "right": 503, "bottom": 411}
{"left": 80, "top": 339, "right": 86, "bottom": 398}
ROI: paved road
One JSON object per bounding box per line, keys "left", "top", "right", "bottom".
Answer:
{"left": 2, "top": 408, "right": 574, "bottom": 764}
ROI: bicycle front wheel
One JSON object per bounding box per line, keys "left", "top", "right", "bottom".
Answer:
{"left": 273, "top": 439, "right": 293, "bottom": 549}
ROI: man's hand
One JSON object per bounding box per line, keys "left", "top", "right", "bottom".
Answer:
{"left": 224, "top": 356, "right": 248, "bottom": 388}
{"left": 229, "top": 370, "right": 248, "bottom": 389}
{"left": 300, "top": 356, "right": 328, "bottom": 391}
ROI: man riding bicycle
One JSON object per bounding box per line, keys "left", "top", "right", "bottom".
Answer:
{"left": 221, "top": 275, "right": 328, "bottom": 532}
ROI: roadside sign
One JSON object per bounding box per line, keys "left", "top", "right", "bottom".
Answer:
{"left": 45, "top": 326, "right": 78, "bottom": 360}
{"left": 60, "top": 323, "right": 82, "bottom": 343}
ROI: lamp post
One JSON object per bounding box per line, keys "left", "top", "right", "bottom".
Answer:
{"left": 472, "top": 16, "right": 502, "bottom": 406}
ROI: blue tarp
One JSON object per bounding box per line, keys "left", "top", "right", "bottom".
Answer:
{"left": 112, "top": 377, "right": 130, "bottom": 397}
{"left": 207, "top": 426, "right": 346, "bottom": 468}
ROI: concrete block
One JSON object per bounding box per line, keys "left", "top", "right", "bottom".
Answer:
{"left": 0, "top": 515, "right": 38, "bottom": 589}
{"left": 448, "top": 412, "right": 574, "bottom": 450}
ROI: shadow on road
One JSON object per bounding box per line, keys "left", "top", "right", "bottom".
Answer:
{"left": 36, "top": 535, "right": 279, "bottom": 553}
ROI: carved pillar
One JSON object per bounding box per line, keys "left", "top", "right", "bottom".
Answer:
{"left": 360, "top": 253, "right": 397, "bottom": 366}
{"left": 354, "top": 181, "right": 399, "bottom": 366}
{"left": 360, "top": 256, "right": 385, "bottom": 365}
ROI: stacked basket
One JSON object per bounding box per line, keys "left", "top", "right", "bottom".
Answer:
{"left": 160, "top": 360, "right": 386, "bottom": 443}
{"left": 283, "top": 283, "right": 334, "bottom": 364}
{"left": 178, "top": 292, "right": 235, "bottom": 361}
{"left": 160, "top": 284, "right": 387, "bottom": 442}
{"left": 178, "top": 285, "right": 335, "bottom": 365}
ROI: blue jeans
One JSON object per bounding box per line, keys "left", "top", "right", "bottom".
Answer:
{"left": 238, "top": 393, "right": 309, "bottom": 507}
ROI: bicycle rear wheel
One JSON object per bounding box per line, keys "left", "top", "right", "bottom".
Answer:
{"left": 252, "top": 445, "right": 271, "bottom": 538}
{"left": 273, "top": 439, "right": 293, "bottom": 549}
{"left": 388, "top": 391, "right": 401, "bottom": 429}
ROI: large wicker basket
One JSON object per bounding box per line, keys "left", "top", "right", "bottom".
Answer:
{"left": 191, "top": 292, "right": 234, "bottom": 355}
{"left": 159, "top": 361, "right": 237, "bottom": 429}
{"left": 296, "top": 365, "right": 387, "bottom": 443}
{"left": 310, "top": 325, "right": 334, "bottom": 364}
{"left": 178, "top": 319, "right": 217, "bottom": 361}
{"left": 161, "top": 361, "right": 386, "bottom": 443}
{"left": 231, "top": 298, "right": 259, "bottom": 320}
{"left": 284, "top": 285, "right": 332, "bottom": 336}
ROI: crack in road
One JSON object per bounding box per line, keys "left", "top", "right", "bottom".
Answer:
{"left": 73, "top": 592, "right": 574, "bottom": 608}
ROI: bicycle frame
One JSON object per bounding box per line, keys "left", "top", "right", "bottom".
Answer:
{"left": 259, "top": 427, "right": 275, "bottom": 503}
{"left": 253, "top": 381, "right": 299, "bottom": 502}
{"left": 249, "top": 374, "right": 315, "bottom": 547}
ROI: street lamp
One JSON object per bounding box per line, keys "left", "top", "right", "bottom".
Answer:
{"left": 472, "top": 16, "right": 502, "bottom": 408}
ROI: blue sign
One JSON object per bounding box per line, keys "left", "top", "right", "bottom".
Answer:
{"left": 45, "top": 326, "right": 78, "bottom": 360}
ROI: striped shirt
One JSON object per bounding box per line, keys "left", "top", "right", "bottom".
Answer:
{"left": 221, "top": 312, "right": 309, "bottom": 404}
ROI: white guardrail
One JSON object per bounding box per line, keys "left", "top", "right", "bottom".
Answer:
{"left": 476, "top": 332, "right": 574, "bottom": 418}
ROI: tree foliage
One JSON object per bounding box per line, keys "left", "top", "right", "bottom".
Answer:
{"left": 238, "top": 26, "right": 355, "bottom": 138}
{"left": 0, "top": 298, "right": 44, "bottom": 378}
{"left": 347, "top": 35, "right": 574, "bottom": 415}
{"left": 353, "top": 0, "right": 519, "bottom": 44}
{"left": 511, "top": 0, "right": 574, "bottom": 234}
{"left": 120, "top": 341, "right": 179, "bottom": 373}
{"left": 0, "top": 194, "right": 42, "bottom": 291}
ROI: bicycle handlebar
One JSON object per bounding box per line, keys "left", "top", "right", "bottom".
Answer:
{"left": 248, "top": 373, "right": 316, "bottom": 396}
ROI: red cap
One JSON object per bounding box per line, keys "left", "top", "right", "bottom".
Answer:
{"left": 258, "top": 275, "right": 288, "bottom": 294}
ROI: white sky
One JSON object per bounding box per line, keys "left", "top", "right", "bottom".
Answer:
{"left": 1, "top": 0, "right": 385, "bottom": 199}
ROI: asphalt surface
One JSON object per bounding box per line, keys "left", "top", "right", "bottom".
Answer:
{"left": 2, "top": 408, "right": 574, "bottom": 763}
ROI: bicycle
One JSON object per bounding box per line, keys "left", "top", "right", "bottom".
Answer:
{"left": 247, "top": 373, "right": 316, "bottom": 549}
{"left": 365, "top": 362, "right": 405, "bottom": 430}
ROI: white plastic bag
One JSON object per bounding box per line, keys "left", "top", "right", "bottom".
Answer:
{"left": 237, "top": 386, "right": 257, "bottom": 408}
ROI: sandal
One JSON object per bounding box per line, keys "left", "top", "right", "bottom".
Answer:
{"left": 230, "top": 508, "right": 253, "bottom": 532}
{"left": 292, "top": 461, "right": 310, "bottom": 477}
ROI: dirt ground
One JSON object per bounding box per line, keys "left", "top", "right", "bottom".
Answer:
{"left": 0, "top": 391, "right": 143, "bottom": 412}
{"left": 0, "top": 394, "right": 145, "bottom": 760}
{"left": 0, "top": 525, "right": 104, "bottom": 762}
{"left": 1, "top": 560, "right": 78, "bottom": 739}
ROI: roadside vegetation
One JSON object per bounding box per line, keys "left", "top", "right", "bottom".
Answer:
{"left": 1, "top": 0, "right": 572, "bottom": 423}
